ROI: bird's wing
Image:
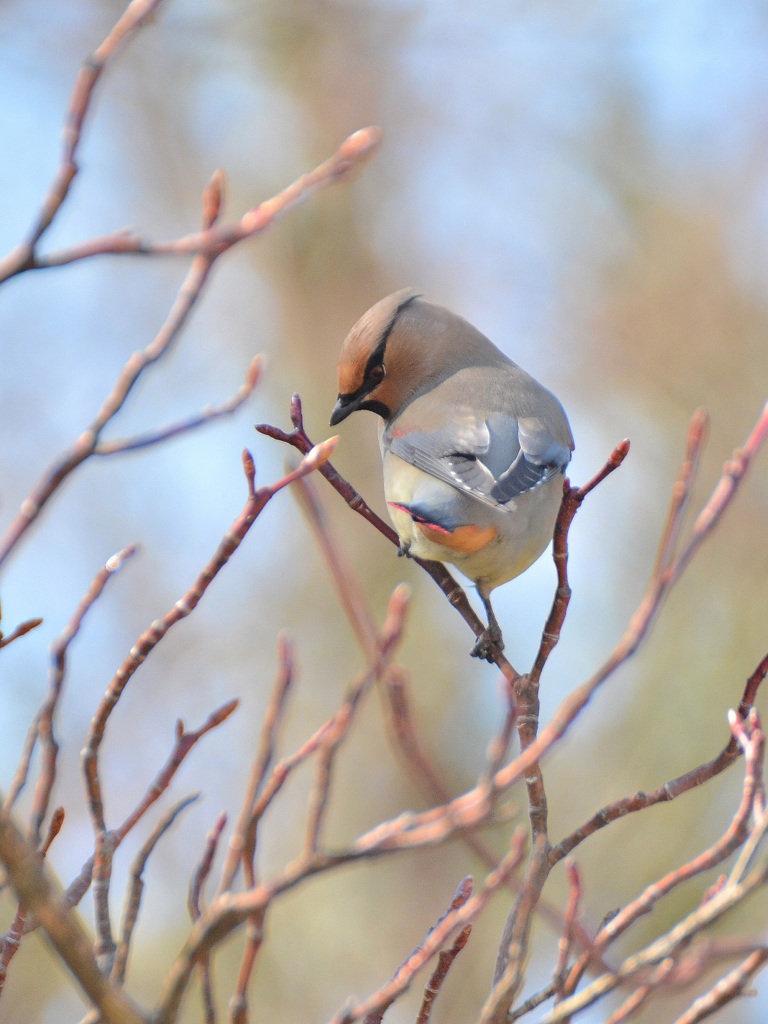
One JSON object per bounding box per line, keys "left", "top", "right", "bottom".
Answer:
{"left": 385, "top": 405, "right": 571, "bottom": 512}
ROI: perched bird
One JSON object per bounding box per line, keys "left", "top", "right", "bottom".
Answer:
{"left": 330, "top": 290, "right": 574, "bottom": 660}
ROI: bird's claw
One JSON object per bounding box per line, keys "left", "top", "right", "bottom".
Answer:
{"left": 470, "top": 625, "right": 504, "bottom": 662}
{"left": 397, "top": 541, "right": 412, "bottom": 558}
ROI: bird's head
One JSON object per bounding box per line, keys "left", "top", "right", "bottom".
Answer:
{"left": 330, "top": 289, "right": 507, "bottom": 427}
{"left": 330, "top": 288, "right": 420, "bottom": 426}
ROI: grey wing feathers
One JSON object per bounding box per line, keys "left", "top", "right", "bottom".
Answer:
{"left": 387, "top": 409, "right": 571, "bottom": 512}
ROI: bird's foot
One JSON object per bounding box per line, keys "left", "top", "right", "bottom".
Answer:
{"left": 397, "top": 541, "right": 412, "bottom": 558}
{"left": 470, "top": 624, "right": 504, "bottom": 662}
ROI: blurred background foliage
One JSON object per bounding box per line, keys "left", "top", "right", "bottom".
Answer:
{"left": 0, "top": 1, "right": 767, "bottom": 1021}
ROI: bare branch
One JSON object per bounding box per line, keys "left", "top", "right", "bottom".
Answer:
{"left": 94, "top": 356, "right": 264, "bottom": 455}
{"left": 0, "top": 803, "right": 147, "bottom": 1024}
{"left": 218, "top": 635, "right": 295, "bottom": 895}
{"left": 0, "top": 617, "right": 44, "bottom": 650}
{"left": 550, "top": 650, "right": 768, "bottom": 865}
{"left": 112, "top": 796, "right": 199, "bottom": 988}
{"left": 0, "top": 121, "right": 378, "bottom": 566}
{"left": 28, "top": 548, "right": 137, "bottom": 840}
{"left": 672, "top": 947, "right": 768, "bottom": 1024}
{"left": 189, "top": 812, "right": 228, "bottom": 1024}
{"left": 0, "top": 0, "right": 166, "bottom": 282}
{"left": 23, "top": 126, "right": 382, "bottom": 272}
{"left": 414, "top": 924, "right": 473, "bottom": 1024}
{"left": 332, "top": 840, "right": 525, "bottom": 1024}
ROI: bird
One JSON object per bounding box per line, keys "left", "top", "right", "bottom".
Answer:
{"left": 330, "top": 289, "right": 574, "bottom": 660}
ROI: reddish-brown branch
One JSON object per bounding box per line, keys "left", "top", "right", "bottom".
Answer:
{"left": 332, "top": 846, "right": 525, "bottom": 1024}
{"left": 414, "top": 925, "right": 473, "bottom": 1024}
{"left": 218, "top": 635, "right": 295, "bottom": 896}
{"left": 594, "top": 711, "right": 763, "bottom": 951}
{"left": 546, "top": 719, "right": 768, "bottom": 1023}
{"left": 507, "top": 982, "right": 560, "bottom": 1023}
{"left": 57, "top": 701, "right": 237, "bottom": 923}
{"left": 0, "top": 123, "right": 379, "bottom": 567}
{"left": 553, "top": 861, "right": 583, "bottom": 996}
{"left": 0, "top": 806, "right": 146, "bottom": 1024}
{"left": 228, "top": 911, "right": 266, "bottom": 1024}
{"left": 27, "top": 547, "right": 137, "bottom": 841}
{"left": 88, "top": 699, "right": 239, "bottom": 971}
{"left": 484, "top": 835, "right": 552, "bottom": 1023}
{"left": 0, "top": 616, "right": 43, "bottom": 650}
{"left": 484, "top": 402, "right": 768, "bottom": 805}
{"left": 190, "top": 812, "right": 228, "bottom": 922}
{"left": 550, "top": 649, "right": 768, "bottom": 866}
{"left": 4, "top": 549, "right": 136, "bottom": 815}
{"left": 653, "top": 410, "right": 708, "bottom": 577}
{"left": 0, "top": 0, "right": 165, "bottom": 283}
{"left": 82, "top": 441, "right": 335, "bottom": 844}
{"left": 532, "top": 439, "right": 630, "bottom": 682}
{"left": 112, "top": 796, "right": 199, "bottom": 988}
{"left": 217, "top": 589, "right": 414, "bottom": 1023}
{"left": 94, "top": 356, "right": 263, "bottom": 455}
{"left": 292, "top": 473, "right": 379, "bottom": 654}
{"left": 481, "top": 441, "right": 629, "bottom": 1022}
{"left": 0, "top": 1, "right": 381, "bottom": 284}
{"left": 293, "top": 473, "right": 589, "bottom": 950}
{"left": 362, "top": 877, "right": 474, "bottom": 1024}
{"left": 0, "top": 247, "right": 216, "bottom": 567}
{"left": 672, "top": 947, "right": 768, "bottom": 1024}
{"left": 303, "top": 585, "right": 410, "bottom": 858}
{"left": 155, "top": 772, "right": 523, "bottom": 1021}
{"left": 189, "top": 812, "right": 228, "bottom": 1024}
{"left": 603, "top": 961, "right": 676, "bottom": 1024}
{"left": 15, "top": 126, "right": 382, "bottom": 273}
{"left": 114, "top": 701, "right": 238, "bottom": 845}
{"left": 0, "top": 807, "right": 64, "bottom": 993}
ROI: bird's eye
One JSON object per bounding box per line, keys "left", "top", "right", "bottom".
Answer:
{"left": 368, "top": 362, "right": 386, "bottom": 385}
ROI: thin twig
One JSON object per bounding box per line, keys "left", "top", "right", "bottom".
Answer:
{"left": 190, "top": 811, "right": 228, "bottom": 922}
{"left": 82, "top": 441, "right": 336, "bottom": 850}
{"left": 545, "top": 764, "right": 768, "bottom": 1023}
{"left": 95, "top": 356, "right": 263, "bottom": 455}
{"left": 114, "top": 701, "right": 238, "bottom": 845}
{"left": 672, "top": 947, "right": 768, "bottom": 1024}
{"left": 0, "top": 617, "right": 44, "bottom": 650}
{"left": 59, "top": 702, "right": 237, "bottom": 919}
{"left": 597, "top": 710, "right": 763, "bottom": 948}
{"left": 0, "top": 807, "right": 64, "bottom": 993}
{"left": 31, "top": 548, "right": 137, "bottom": 840}
{"left": 553, "top": 860, "right": 583, "bottom": 996}
{"left": 0, "top": 804, "right": 146, "bottom": 1024}
{"left": 483, "top": 835, "right": 551, "bottom": 1023}
{"left": 112, "top": 795, "right": 199, "bottom": 987}
{"left": 189, "top": 812, "right": 228, "bottom": 1024}
{"left": 303, "top": 585, "right": 410, "bottom": 857}
{"left": 218, "top": 635, "right": 295, "bottom": 896}
{"left": 332, "top": 838, "right": 526, "bottom": 1024}
{"left": 0, "top": 123, "right": 379, "bottom": 567}
{"left": 363, "top": 878, "right": 474, "bottom": 1024}
{"left": 0, "top": 0, "right": 166, "bottom": 282}
{"left": 532, "top": 440, "right": 630, "bottom": 682}
{"left": 16, "top": 127, "right": 383, "bottom": 273}
{"left": 414, "top": 925, "right": 473, "bottom": 1024}
{"left": 549, "top": 648, "right": 768, "bottom": 866}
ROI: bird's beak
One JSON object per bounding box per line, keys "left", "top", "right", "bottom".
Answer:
{"left": 330, "top": 394, "right": 356, "bottom": 426}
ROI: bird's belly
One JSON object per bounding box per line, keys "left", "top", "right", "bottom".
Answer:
{"left": 383, "top": 454, "right": 563, "bottom": 590}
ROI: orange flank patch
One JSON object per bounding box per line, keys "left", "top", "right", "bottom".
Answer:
{"left": 416, "top": 521, "right": 497, "bottom": 554}
{"left": 387, "top": 502, "right": 497, "bottom": 554}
